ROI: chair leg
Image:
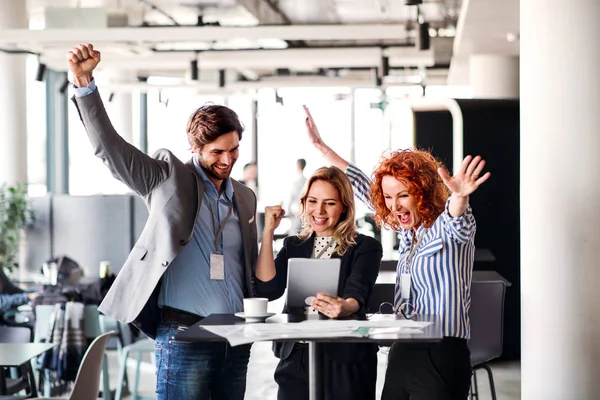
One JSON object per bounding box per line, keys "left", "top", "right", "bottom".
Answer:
{"left": 26, "top": 362, "right": 38, "bottom": 398}
{"left": 132, "top": 350, "right": 143, "bottom": 400}
{"left": 115, "top": 347, "right": 130, "bottom": 400}
{"left": 102, "top": 353, "right": 112, "bottom": 400}
{"left": 481, "top": 364, "right": 497, "bottom": 400}
{"left": 470, "top": 369, "right": 479, "bottom": 400}
{"left": 43, "top": 369, "right": 52, "bottom": 397}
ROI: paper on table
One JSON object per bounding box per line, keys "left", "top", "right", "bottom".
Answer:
{"left": 200, "top": 317, "right": 433, "bottom": 346}
{"left": 201, "top": 324, "right": 364, "bottom": 346}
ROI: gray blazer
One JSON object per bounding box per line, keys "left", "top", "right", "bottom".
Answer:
{"left": 72, "top": 89, "right": 259, "bottom": 338}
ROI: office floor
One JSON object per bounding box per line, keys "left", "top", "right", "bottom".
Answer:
{"left": 105, "top": 343, "right": 521, "bottom": 399}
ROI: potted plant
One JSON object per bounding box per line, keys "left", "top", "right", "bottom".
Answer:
{"left": 0, "top": 183, "right": 36, "bottom": 275}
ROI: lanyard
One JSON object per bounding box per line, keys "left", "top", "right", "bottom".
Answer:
{"left": 403, "top": 228, "right": 427, "bottom": 274}
{"left": 313, "top": 238, "right": 336, "bottom": 259}
{"left": 208, "top": 199, "right": 233, "bottom": 254}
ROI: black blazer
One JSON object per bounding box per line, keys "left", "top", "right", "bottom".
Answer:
{"left": 255, "top": 233, "right": 383, "bottom": 362}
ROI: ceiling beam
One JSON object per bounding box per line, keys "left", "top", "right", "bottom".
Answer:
{"left": 235, "top": 0, "right": 290, "bottom": 24}
{"left": 39, "top": 46, "right": 435, "bottom": 72}
{"left": 0, "top": 24, "right": 410, "bottom": 45}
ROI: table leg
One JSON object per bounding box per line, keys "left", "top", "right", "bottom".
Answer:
{"left": 0, "top": 367, "right": 7, "bottom": 395}
{"left": 308, "top": 342, "right": 324, "bottom": 400}
{"left": 24, "top": 361, "right": 38, "bottom": 398}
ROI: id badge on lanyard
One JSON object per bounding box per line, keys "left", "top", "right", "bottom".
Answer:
{"left": 400, "top": 273, "right": 411, "bottom": 299}
{"left": 209, "top": 200, "right": 233, "bottom": 281}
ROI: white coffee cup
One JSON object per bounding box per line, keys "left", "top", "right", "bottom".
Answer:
{"left": 243, "top": 298, "right": 268, "bottom": 317}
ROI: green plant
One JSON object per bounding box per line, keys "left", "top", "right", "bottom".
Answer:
{"left": 0, "top": 183, "right": 36, "bottom": 273}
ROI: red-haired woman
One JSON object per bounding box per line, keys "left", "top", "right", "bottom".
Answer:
{"left": 303, "top": 106, "right": 491, "bottom": 400}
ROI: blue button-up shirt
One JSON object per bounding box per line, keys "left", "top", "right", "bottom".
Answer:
{"left": 157, "top": 156, "right": 246, "bottom": 316}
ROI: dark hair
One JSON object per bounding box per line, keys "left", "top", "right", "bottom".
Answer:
{"left": 297, "top": 158, "right": 307, "bottom": 171}
{"left": 243, "top": 162, "right": 256, "bottom": 171}
{"left": 186, "top": 104, "right": 244, "bottom": 150}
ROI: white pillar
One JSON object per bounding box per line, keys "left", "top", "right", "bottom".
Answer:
{"left": 521, "top": 1, "right": 600, "bottom": 399}
{"left": 0, "top": 0, "right": 27, "bottom": 185}
{"left": 106, "top": 70, "right": 135, "bottom": 145}
{"left": 470, "top": 54, "right": 519, "bottom": 98}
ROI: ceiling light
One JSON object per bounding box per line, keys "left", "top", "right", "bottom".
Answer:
{"left": 381, "top": 56, "right": 390, "bottom": 77}
{"left": 218, "top": 69, "right": 226, "bottom": 88}
{"left": 35, "top": 62, "right": 46, "bottom": 82}
{"left": 190, "top": 59, "right": 199, "bottom": 81}
{"left": 417, "top": 22, "right": 430, "bottom": 50}
{"left": 58, "top": 76, "right": 70, "bottom": 94}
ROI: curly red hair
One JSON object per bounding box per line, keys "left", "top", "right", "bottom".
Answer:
{"left": 370, "top": 149, "right": 450, "bottom": 231}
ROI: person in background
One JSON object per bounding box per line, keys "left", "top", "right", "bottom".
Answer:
{"left": 304, "top": 105, "right": 490, "bottom": 400}
{"left": 0, "top": 292, "right": 36, "bottom": 313}
{"left": 255, "top": 166, "right": 383, "bottom": 400}
{"left": 0, "top": 268, "right": 36, "bottom": 313}
{"left": 239, "top": 162, "right": 258, "bottom": 194}
{"left": 287, "top": 158, "right": 308, "bottom": 234}
{"left": 66, "top": 43, "right": 258, "bottom": 400}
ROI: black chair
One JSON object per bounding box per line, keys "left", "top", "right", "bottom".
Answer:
{"left": 379, "top": 260, "right": 397, "bottom": 272}
{"left": 468, "top": 280, "right": 507, "bottom": 400}
{"left": 0, "top": 325, "right": 38, "bottom": 397}
{"left": 366, "top": 283, "right": 395, "bottom": 314}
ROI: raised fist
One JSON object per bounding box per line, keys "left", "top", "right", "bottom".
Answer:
{"left": 66, "top": 43, "right": 101, "bottom": 87}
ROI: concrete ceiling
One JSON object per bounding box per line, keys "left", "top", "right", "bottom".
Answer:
{"left": 448, "top": 0, "right": 519, "bottom": 84}
{"left": 0, "top": 0, "right": 520, "bottom": 90}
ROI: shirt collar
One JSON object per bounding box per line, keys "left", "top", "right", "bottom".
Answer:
{"left": 399, "top": 225, "right": 426, "bottom": 248}
{"left": 192, "top": 156, "right": 234, "bottom": 201}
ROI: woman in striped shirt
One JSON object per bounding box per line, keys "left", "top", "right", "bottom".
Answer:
{"left": 303, "top": 106, "right": 490, "bottom": 400}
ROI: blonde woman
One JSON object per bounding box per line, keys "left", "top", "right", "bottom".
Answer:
{"left": 255, "top": 166, "right": 383, "bottom": 400}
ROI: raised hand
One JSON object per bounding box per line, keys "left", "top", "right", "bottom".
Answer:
{"left": 302, "top": 105, "right": 350, "bottom": 170}
{"left": 66, "top": 43, "right": 101, "bottom": 87}
{"left": 437, "top": 155, "right": 491, "bottom": 197}
{"left": 303, "top": 105, "right": 327, "bottom": 153}
{"left": 263, "top": 205, "right": 286, "bottom": 235}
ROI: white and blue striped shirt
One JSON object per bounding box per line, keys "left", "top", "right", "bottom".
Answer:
{"left": 346, "top": 163, "right": 475, "bottom": 339}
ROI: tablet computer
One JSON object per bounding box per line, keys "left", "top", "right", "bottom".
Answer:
{"left": 286, "top": 258, "right": 341, "bottom": 310}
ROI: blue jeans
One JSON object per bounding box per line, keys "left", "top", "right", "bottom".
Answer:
{"left": 155, "top": 321, "right": 252, "bottom": 400}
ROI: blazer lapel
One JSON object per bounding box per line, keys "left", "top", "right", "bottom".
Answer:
{"left": 288, "top": 233, "right": 316, "bottom": 258}
{"left": 185, "top": 158, "right": 204, "bottom": 242}
{"left": 231, "top": 181, "right": 253, "bottom": 283}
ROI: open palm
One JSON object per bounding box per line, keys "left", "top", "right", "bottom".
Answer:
{"left": 303, "top": 105, "right": 325, "bottom": 148}
{"left": 438, "top": 155, "right": 490, "bottom": 196}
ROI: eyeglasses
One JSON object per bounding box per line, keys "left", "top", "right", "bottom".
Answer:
{"left": 375, "top": 301, "right": 415, "bottom": 320}
{"left": 398, "top": 302, "right": 415, "bottom": 320}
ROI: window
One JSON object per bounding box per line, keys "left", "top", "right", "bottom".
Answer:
{"left": 227, "top": 93, "right": 255, "bottom": 182}
{"left": 68, "top": 72, "right": 133, "bottom": 195}
{"left": 26, "top": 55, "right": 47, "bottom": 196}
{"left": 147, "top": 89, "right": 225, "bottom": 163}
{"left": 255, "top": 87, "right": 352, "bottom": 205}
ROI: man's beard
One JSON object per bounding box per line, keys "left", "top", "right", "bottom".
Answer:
{"left": 198, "top": 156, "right": 234, "bottom": 181}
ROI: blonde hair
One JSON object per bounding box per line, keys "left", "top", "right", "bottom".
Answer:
{"left": 297, "top": 166, "right": 357, "bottom": 256}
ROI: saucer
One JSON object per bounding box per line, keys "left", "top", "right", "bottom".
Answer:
{"left": 235, "top": 312, "right": 275, "bottom": 323}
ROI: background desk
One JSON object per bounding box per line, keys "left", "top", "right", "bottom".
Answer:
{"left": 0, "top": 342, "right": 55, "bottom": 395}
